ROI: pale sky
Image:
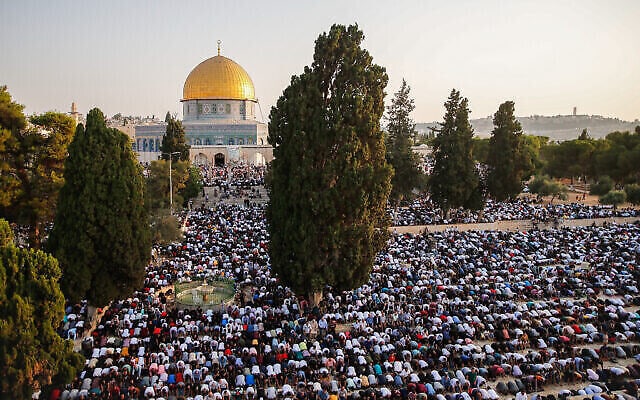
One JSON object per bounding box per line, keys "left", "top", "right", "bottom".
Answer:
{"left": 2, "top": 0, "right": 639, "bottom": 123}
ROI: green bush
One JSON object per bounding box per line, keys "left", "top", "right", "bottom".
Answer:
{"left": 151, "top": 211, "right": 183, "bottom": 244}
{"left": 624, "top": 184, "right": 640, "bottom": 205}
{"left": 599, "top": 190, "right": 627, "bottom": 209}
{"left": 590, "top": 176, "right": 613, "bottom": 196}
{"left": 529, "top": 175, "right": 567, "bottom": 201}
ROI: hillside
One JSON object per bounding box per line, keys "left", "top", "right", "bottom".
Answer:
{"left": 416, "top": 115, "right": 639, "bottom": 141}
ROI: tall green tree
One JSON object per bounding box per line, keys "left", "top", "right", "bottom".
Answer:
{"left": 47, "top": 108, "right": 151, "bottom": 306}
{"left": 0, "top": 86, "right": 27, "bottom": 209}
{"left": 385, "top": 79, "right": 424, "bottom": 204}
{"left": 429, "top": 89, "right": 482, "bottom": 215}
{"left": 0, "top": 88, "right": 76, "bottom": 247}
{"left": 486, "top": 101, "right": 533, "bottom": 201}
{"left": 522, "top": 134, "right": 547, "bottom": 175}
{"left": 0, "top": 219, "right": 83, "bottom": 398}
{"left": 160, "top": 115, "right": 190, "bottom": 162}
{"left": 180, "top": 165, "right": 203, "bottom": 207}
{"left": 267, "top": 24, "right": 392, "bottom": 300}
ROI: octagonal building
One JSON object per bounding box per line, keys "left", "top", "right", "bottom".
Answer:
{"left": 181, "top": 49, "right": 267, "bottom": 147}
{"left": 135, "top": 45, "right": 271, "bottom": 165}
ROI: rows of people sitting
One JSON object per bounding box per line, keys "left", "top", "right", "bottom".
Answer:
{"left": 53, "top": 202, "right": 640, "bottom": 400}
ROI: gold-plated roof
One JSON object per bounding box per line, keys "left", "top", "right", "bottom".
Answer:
{"left": 182, "top": 55, "right": 256, "bottom": 101}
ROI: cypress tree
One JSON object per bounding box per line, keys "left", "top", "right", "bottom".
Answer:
{"left": 385, "top": 79, "right": 424, "bottom": 205}
{"left": 429, "top": 89, "right": 482, "bottom": 216}
{"left": 160, "top": 115, "right": 190, "bottom": 162}
{"left": 48, "top": 108, "right": 150, "bottom": 306}
{"left": 267, "top": 24, "right": 392, "bottom": 300}
{"left": 486, "top": 101, "right": 532, "bottom": 201}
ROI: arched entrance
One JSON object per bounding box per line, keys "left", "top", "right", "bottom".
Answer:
{"left": 214, "top": 153, "right": 225, "bottom": 167}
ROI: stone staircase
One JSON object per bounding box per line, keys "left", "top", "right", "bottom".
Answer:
{"left": 569, "top": 182, "right": 590, "bottom": 193}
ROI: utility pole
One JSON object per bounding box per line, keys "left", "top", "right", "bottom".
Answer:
{"left": 162, "top": 151, "right": 181, "bottom": 214}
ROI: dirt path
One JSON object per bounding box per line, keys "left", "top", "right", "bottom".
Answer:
{"left": 391, "top": 216, "right": 640, "bottom": 235}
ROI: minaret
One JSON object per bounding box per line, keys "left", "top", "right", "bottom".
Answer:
{"left": 69, "top": 102, "right": 80, "bottom": 124}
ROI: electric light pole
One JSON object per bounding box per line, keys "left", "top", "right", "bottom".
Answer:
{"left": 162, "top": 151, "right": 181, "bottom": 214}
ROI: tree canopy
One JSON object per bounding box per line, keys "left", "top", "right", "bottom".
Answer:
{"left": 529, "top": 175, "right": 568, "bottom": 202}
{"left": 543, "top": 138, "right": 598, "bottom": 182}
{"left": 486, "top": 101, "right": 533, "bottom": 201}
{"left": 47, "top": 108, "right": 151, "bottom": 306}
{"left": 595, "top": 130, "right": 640, "bottom": 184}
{"left": 160, "top": 115, "right": 190, "bottom": 162}
{"left": 539, "top": 129, "right": 640, "bottom": 185}
{"left": 429, "top": 89, "right": 482, "bottom": 214}
{"left": 0, "top": 86, "right": 27, "bottom": 208}
{"left": 599, "top": 190, "right": 626, "bottom": 209}
{"left": 145, "top": 160, "right": 190, "bottom": 212}
{"left": 624, "top": 184, "right": 640, "bottom": 205}
{"left": 589, "top": 175, "right": 613, "bottom": 196}
{"left": 385, "top": 79, "right": 424, "bottom": 204}
{"left": 144, "top": 160, "right": 201, "bottom": 244}
{"left": 0, "top": 218, "right": 83, "bottom": 398}
{"left": 267, "top": 24, "right": 392, "bottom": 299}
{"left": 0, "top": 87, "right": 75, "bottom": 247}
{"left": 180, "top": 164, "right": 203, "bottom": 207}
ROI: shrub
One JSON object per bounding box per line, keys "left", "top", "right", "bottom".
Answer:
{"left": 590, "top": 176, "right": 613, "bottom": 196}
{"left": 624, "top": 184, "right": 640, "bottom": 205}
{"left": 599, "top": 190, "right": 627, "bottom": 209}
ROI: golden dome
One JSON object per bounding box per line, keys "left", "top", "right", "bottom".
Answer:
{"left": 182, "top": 55, "right": 256, "bottom": 101}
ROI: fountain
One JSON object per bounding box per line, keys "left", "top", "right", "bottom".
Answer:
{"left": 174, "top": 278, "right": 235, "bottom": 311}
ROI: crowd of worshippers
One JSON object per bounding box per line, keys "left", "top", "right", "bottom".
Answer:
{"left": 52, "top": 194, "right": 640, "bottom": 400}
{"left": 195, "top": 163, "right": 639, "bottom": 227}
{"left": 391, "top": 196, "right": 640, "bottom": 226}
{"left": 198, "top": 164, "right": 266, "bottom": 189}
